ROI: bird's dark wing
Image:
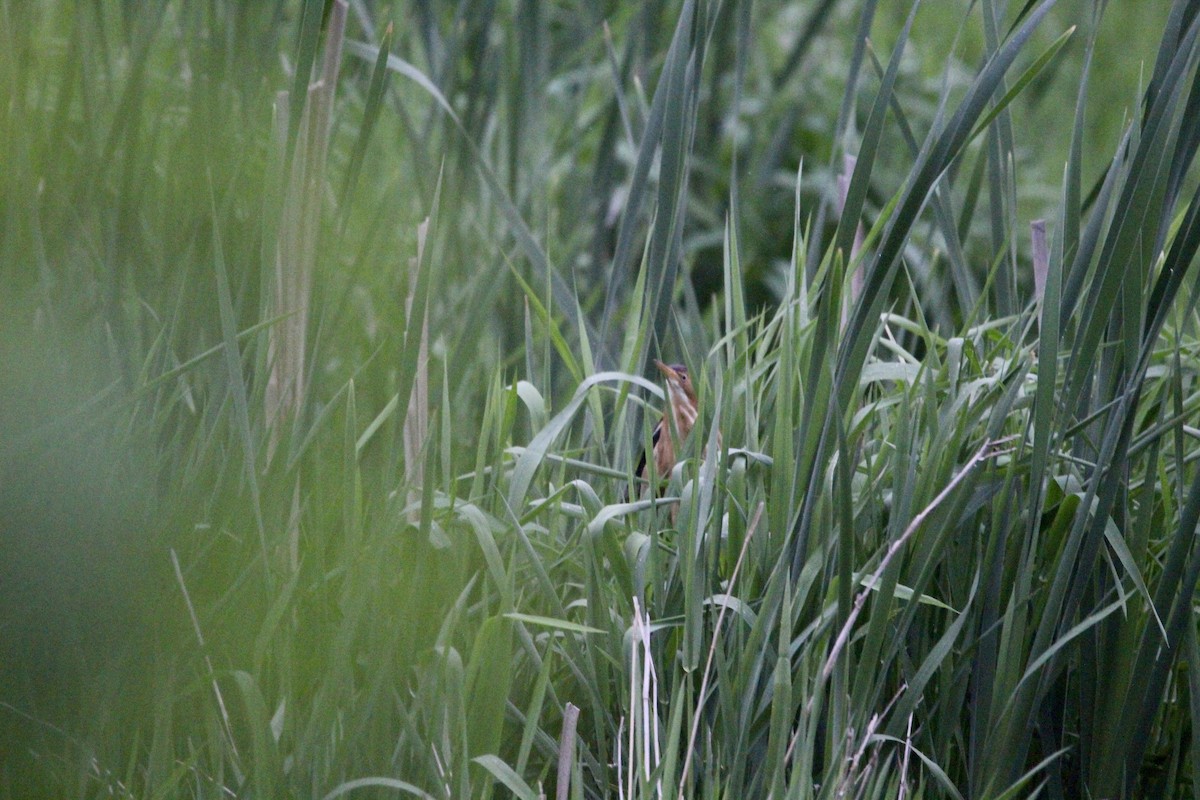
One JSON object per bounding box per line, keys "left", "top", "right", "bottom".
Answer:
{"left": 625, "top": 421, "right": 663, "bottom": 501}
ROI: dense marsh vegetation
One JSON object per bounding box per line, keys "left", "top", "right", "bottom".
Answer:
{"left": 4, "top": 0, "right": 1200, "bottom": 797}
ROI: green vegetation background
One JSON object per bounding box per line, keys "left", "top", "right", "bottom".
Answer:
{"left": 3, "top": 0, "right": 1200, "bottom": 798}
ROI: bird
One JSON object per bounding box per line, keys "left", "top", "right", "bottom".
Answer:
{"left": 629, "top": 360, "right": 699, "bottom": 499}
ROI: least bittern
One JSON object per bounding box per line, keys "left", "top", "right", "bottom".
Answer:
{"left": 630, "top": 360, "right": 699, "bottom": 497}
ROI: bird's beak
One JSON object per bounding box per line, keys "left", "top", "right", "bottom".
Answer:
{"left": 653, "top": 359, "right": 678, "bottom": 381}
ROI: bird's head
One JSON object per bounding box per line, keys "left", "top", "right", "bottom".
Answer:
{"left": 654, "top": 360, "right": 697, "bottom": 410}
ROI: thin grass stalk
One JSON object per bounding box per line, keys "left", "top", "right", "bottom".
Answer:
{"left": 404, "top": 219, "right": 431, "bottom": 522}
{"left": 171, "top": 549, "right": 243, "bottom": 783}
{"left": 981, "top": 0, "right": 1021, "bottom": 316}
{"left": 627, "top": 596, "right": 663, "bottom": 800}
{"left": 267, "top": 0, "right": 347, "bottom": 455}
{"left": 800, "top": 0, "right": 878, "bottom": 281}
{"left": 556, "top": 703, "right": 580, "bottom": 800}
{"left": 836, "top": 153, "right": 866, "bottom": 326}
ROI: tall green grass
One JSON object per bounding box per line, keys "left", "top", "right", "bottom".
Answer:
{"left": 3, "top": 1, "right": 1200, "bottom": 798}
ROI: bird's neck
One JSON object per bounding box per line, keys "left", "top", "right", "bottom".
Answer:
{"left": 670, "top": 396, "right": 697, "bottom": 431}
